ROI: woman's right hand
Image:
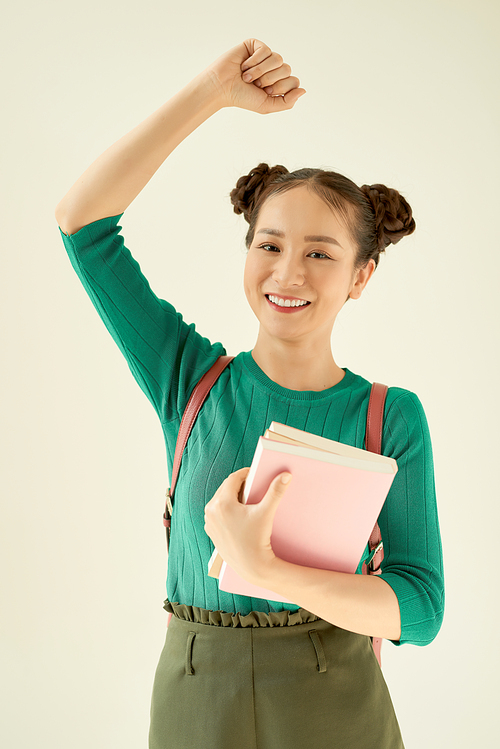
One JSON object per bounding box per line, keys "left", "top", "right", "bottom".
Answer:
{"left": 202, "top": 38, "right": 306, "bottom": 114}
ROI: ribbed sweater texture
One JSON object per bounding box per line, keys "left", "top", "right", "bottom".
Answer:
{"left": 59, "top": 213, "right": 444, "bottom": 646}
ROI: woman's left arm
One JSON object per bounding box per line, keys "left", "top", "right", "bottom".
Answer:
{"left": 205, "top": 391, "right": 444, "bottom": 645}
{"left": 258, "top": 554, "right": 403, "bottom": 640}
{"left": 263, "top": 391, "right": 445, "bottom": 644}
{"left": 205, "top": 469, "right": 402, "bottom": 640}
{"left": 259, "top": 391, "right": 445, "bottom": 644}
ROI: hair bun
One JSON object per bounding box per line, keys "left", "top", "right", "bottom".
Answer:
{"left": 360, "top": 184, "right": 416, "bottom": 251}
{"left": 230, "top": 162, "right": 289, "bottom": 223}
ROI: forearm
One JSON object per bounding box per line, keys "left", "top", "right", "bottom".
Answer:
{"left": 258, "top": 557, "right": 401, "bottom": 641}
{"left": 55, "top": 71, "right": 223, "bottom": 235}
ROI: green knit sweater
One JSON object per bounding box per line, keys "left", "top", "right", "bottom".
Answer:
{"left": 59, "top": 213, "right": 444, "bottom": 647}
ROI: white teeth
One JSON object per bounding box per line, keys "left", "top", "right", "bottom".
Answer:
{"left": 268, "top": 295, "right": 308, "bottom": 308}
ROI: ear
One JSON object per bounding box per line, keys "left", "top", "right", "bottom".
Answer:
{"left": 348, "top": 259, "right": 376, "bottom": 300}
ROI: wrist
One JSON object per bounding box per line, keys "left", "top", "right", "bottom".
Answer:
{"left": 250, "top": 549, "right": 280, "bottom": 587}
{"left": 185, "top": 69, "right": 227, "bottom": 114}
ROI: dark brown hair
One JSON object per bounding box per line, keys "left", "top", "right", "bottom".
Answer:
{"left": 229, "top": 163, "right": 416, "bottom": 272}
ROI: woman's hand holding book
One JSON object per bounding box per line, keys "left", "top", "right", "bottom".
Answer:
{"left": 204, "top": 466, "right": 293, "bottom": 585}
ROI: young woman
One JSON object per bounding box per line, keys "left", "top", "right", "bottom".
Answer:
{"left": 55, "top": 38, "right": 444, "bottom": 749}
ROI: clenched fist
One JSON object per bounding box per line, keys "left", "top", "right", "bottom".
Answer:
{"left": 202, "top": 38, "right": 306, "bottom": 114}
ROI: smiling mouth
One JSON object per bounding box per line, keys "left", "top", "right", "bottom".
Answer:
{"left": 265, "top": 294, "right": 311, "bottom": 310}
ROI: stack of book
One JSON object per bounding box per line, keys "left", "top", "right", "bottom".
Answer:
{"left": 208, "top": 422, "right": 398, "bottom": 603}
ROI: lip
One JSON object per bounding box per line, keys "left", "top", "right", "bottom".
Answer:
{"left": 265, "top": 293, "right": 311, "bottom": 314}
{"left": 265, "top": 293, "right": 309, "bottom": 302}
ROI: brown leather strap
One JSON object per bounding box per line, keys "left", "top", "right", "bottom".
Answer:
{"left": 363, "top": 382, "right": 389, "bottom": 569}
{"left": 365, "top": 382, "right": 387, "bottom": 454}
{"left": 163, "top": 355, "right": 234, "bottom": 549}
{"left": 362, "top": 381, "right": 389, "bottom": 666}
{"left": 171, "top": 355, "right": 234, "bottom": 498}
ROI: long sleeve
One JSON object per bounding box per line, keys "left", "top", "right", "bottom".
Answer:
{"left": 374, "top": 389, "right": 445, "bottom": 646}
{"left": 58, "top": 213, "right": 225, "bottom": 424}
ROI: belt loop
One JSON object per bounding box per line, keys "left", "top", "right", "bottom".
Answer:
{"left": 308, "top": 629, "right": 327, "bottom": 673}
{"left": 185, "top": 631, "right": 196, "bottom": 675}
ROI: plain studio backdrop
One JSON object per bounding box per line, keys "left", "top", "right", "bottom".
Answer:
{"left": 1, "top": 1, "right": 498, "bottom": 747}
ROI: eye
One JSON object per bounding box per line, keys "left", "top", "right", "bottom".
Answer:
{"left": 308, "top": 251, "right": 331, "bottom": 260}
{"left": 259, "top": 243, "right": 280, "bottom": 252}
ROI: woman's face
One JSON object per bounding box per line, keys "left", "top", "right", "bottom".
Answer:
{"left": 244, "top": 185, "right": 375, "bottom": 348}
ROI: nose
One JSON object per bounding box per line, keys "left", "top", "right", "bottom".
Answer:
{"left": 271, "top": 252, "right": 305, "bottom": 289}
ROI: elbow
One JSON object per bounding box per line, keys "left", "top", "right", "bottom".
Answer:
{"left": 55, "top": 202, "right": 83, "bottom": 236}
{"left": 406, "top": 607, "right": 444, "bottom": 648}
{"left": 412, "top": 595, "right": 445, "bottom": 647}
{"left": 55, "top": 211, "right": 80, "bottom": 237}
{"left": 54, "top": 199, "right": 66, "bottom": 223}
{"left": 381, "top": 568, "right": 445, "bottom": 647}
{"left": 55, "top": 204, "right": 68, "bottom": 235}
{"left": 426, "top": 582, "right": 445, "bottom": 644}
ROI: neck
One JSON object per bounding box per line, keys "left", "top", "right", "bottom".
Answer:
{"left": 251, "top": 333, "right": 345, "bottom": 392}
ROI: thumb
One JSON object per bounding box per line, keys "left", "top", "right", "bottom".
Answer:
{"left": 263, "top": 88, "right": 306, "bottom": 113}
{"left": 265, "top": 472, "right": 292, "bottom": 504}
{"left": 285, "top": 88, "right": 307, "bottom": 107}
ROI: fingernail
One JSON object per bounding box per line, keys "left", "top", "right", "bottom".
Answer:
{"left": 243, "top": 72, "right": 252, "bottom": 82}
{"left": 281, "top": 473, "right": 292, "bottom": 484}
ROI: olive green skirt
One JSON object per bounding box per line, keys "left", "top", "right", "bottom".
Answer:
{"left": 148, "top": 600, "right": 405, "bottom": 749}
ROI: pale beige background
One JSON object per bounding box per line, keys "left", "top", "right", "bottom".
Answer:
{"left": 1, "top": 0, "right": 499, "bottom": 747}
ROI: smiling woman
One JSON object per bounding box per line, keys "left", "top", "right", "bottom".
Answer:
{"left": 55, "top": 36, "right": 442, "bottom": 749}
{"left": 235, "top": 168, "right": 414, "bottom": 391}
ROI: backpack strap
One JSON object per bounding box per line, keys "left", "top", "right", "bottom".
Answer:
{"left": 362, "top": 381, "right": 389, "bottom": 666}
{"left": 163, "top": 355, "right": 234, "bottom": 551}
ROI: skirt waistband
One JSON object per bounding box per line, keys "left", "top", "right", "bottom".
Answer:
{"left": 163, "top": 599, "right": 321, "bottom": 628}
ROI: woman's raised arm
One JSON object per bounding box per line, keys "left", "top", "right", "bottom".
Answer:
{"left": 55, "top": 39, "right": 305, "bottom": 236}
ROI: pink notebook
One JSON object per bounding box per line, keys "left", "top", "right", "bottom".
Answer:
{"left": 214, "top": 433, "right": 397, "bottom": 603}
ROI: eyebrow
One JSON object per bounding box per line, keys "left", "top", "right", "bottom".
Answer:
{"left": 256, "top": 228, "right": 344, "bottom": 249}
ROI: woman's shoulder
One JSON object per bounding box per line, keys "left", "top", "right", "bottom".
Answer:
{"left": 384, "top": 384, "right": 429, "bottom": 425}
{"left": 385, "top": 384, "right": 425, "bottom": 411}
{"left": 382, "top": 385, "right": 433, "bottom": 458}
